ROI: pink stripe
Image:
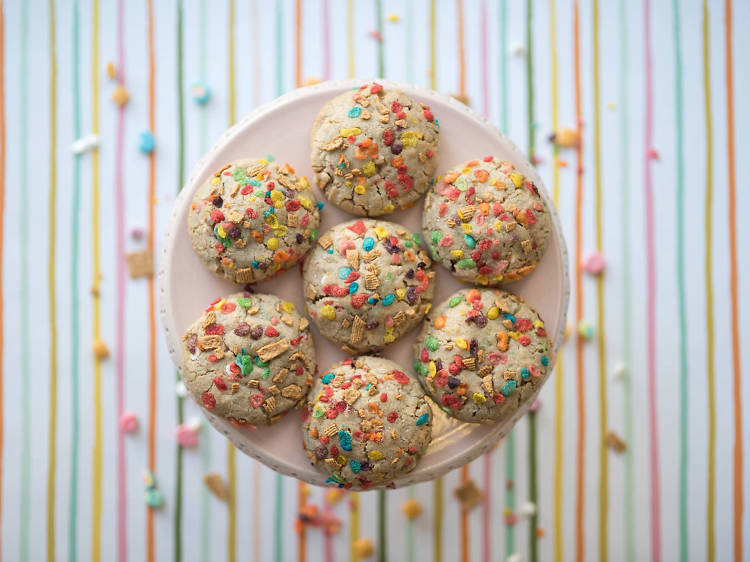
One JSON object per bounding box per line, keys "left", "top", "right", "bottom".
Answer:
{"left": 480, "top": 0, "right": 489, "bottom": 118}
{"left": 115, "top": 0, "right": 127, "bottom": 560}
{"left": 322, "top": 0, "right": 331, "bottom": 80}
{"left": 643, "top": 0, "right": 661, "bottom": 559}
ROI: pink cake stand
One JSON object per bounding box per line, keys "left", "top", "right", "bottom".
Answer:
{"left": 159, "top": 79, "right": 569, "bottom": 489}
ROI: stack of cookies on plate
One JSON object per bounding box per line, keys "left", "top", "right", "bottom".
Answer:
{"left": 180, "top": 82, "right": 553, "bottom": 489}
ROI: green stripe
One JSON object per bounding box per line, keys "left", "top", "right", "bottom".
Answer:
{"left": 174, "top": 1, "right": 186, "bottom": 560}
{"left": 672, "top": 0, "right": 687, "bottom": 560}
{"left": 376, "top": 0, "right": 385, "bottom": 78}
{"left": 619, "top": 0, "right": 635, "bottom": 560}
{"left": 67, "top": 2, "right": 82, "bottom": 561}
{"left": 274, "top": 473, "right": 283, "bottom": 562}
{"left": 500, "top": 0, "right": 514, "bottom": 557}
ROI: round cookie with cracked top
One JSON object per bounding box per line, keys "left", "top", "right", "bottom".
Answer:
{"left": 181, "top": 292, "right": 316, "bottom": 426}
{"left": 310, "top": 82, "right": 440, "bottom": 216}
{"left": 188, "top": 158, "right": 322, "bottom": 284}
{"left": 303, "top": 219, "right": 436, "bottom": 352}
{"left": 413, "top": 288, "right": 552, "bottom": 424}
{"left": 302, "top": 356, "right": 433, "bottom": 489}
{"left": 422, "top": 156, "right": 552, "bottom": 285}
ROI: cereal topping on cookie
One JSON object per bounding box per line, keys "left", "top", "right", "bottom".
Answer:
{"left": 188, "top": 158, "right": 322, "bottom": 284}
{"left": 422, "top": 157, "right": 551, "bottom": 285}
{"left": 310, "top": 83, "right": 440, "bottom": 216}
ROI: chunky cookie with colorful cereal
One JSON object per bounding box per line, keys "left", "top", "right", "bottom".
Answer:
{"left": 310, "top": 83, "right": 440, "bottom": 216}
{"left": 413, "top": 288, "right": 552, "bottom": 424}
{"left": 302, "top": 356, "right": 433, "bottom": 489}
{"left": 303, "top": 219, "right": 435, "bottom": 352}
{"left": 182, "top": 292, "right": 316, "bottom": 426}
{"left": 422, "top": 156, "right": 551, "bottom": 285}
{"left": 188, "top": 158, "right": 321, "bottom": 284}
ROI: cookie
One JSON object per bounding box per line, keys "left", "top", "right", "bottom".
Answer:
{"left": 302, "top": 219, "right": 435, "bottom": 352}
{"left": 188, "top": 158, "right": 321, "bottom": 284}
{"left": 302, "top": 356, "right": 433, "bottom": 489}
{"left": 422, "top": 156, "right": 552, "bottom": 285}
{"left": 181, "top": 292, "right": 316, "bottom": 426}
{"left": 413, "top": 288, "right": 552, "bottom": 424}
{"left": 310, "top": 83, "right": 440, "bottom": 216}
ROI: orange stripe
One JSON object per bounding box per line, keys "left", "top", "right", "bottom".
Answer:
{"left": 573, "top": 2, "right": 585, "bottom": 561}
{"left": 146, "top": 0, "right": 157, "bottom": 560}
{"left": 460, "top": 466, "right": 469, "bottom": 562}
{"left": 297, "top": 483, "right": 306, "bottom": 562}
{"left": 724, "top": 1, "right": 743, "bottom": 559}
{"left": 0, "top": 4, "right": 5, "bottom": 561}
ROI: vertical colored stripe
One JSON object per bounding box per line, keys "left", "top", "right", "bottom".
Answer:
{"left": 294, "top": 10, "right": 306, "bottom": 562}
{"left": 618, "top": 1, "right": 635, "bottom": 558}
{"left": 456, "top": 0, "right": 465, "bottom": 97}
{"left": 592, "top": 0, "right": 608, "bottom": 559}
{"left": 378, "top": 489, "right": 387, "bottom": 562}
{"left": 433, "top": 476, "right": 443, "bottom": 562}
{"left": 479, "top": 8, "right": 491, "bottom": 559}
{"left": 114, "top": 0, "right": 128, "bottom": 559}
{"left": 350, "top": 491, "right": 360, "bottom": 562}
{"left": 347, "top": 0, "right": 355, "bottom": 78}
{"left": 724, "top": 2, "right": 744, "bottom": 559}
{"left": 174, "top": 1, "right": 186, "bottom": 561}
{"left": 702, "top": 2, "right": 715, "bottom": 559}
{"left": 46, "top": 0, "right": 58, "bottom": 556}
{"left": 323, "top": 492, "right": 334, "bottom": 562}
{"left": 672, "top": 1, "right": 688, "bottom": 560}
{"left": 322, "top": 0, "right": 330, "bottom": 80}
{"left": 643, "top": 0, "right": 661, "bottom": 559}
{"left": 0, "top": 3, "right": 5, "bottom": 561}
{"left": 429, "top": 0, "right": 436, "bottom": 90}
{"left": 460, "top": 466, "right": 469, "bottom": 562}
{"left": 525, "top": 2, "right": 538, "bottom": 560}
{"left": 146, "top": 0, "right": 158, "bottom": 559}
{"left": 69, "top": 1, "right": 82, "bottom": 560}
{"left": 91, "top": 0, "right": 103, "bottom": 559}
{"left": 226, "top": 4, "right": 237, "bottom": 562}
{"left": 18, "top": 0, "right": 31, "bottom": 558}
{"left": 548, "top": 0, "right": 563, "bottom": 560}
{"left": 376, "top": 0, "right": 384, "bottom": 79}
{"left": 572, "top": 2, "right": 585, "bottom": 561}
{"left": 499, "top": 1, "right": 515, "bottom": 558}
{"left": 430, "top": 4, "right": 440, "bottom": 554}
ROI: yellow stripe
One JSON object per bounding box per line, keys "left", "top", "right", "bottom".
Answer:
{"left": 548, "top": 0, "right": 564, "bottom": 560}
{"left": 46, "top": 0, "right": 58, "bottom": 557}
{"left": 702, "top": 1, "right": 715, "bottom": 559}
{"left": 350, "top": 492, "right": 360, "bottom": 562}
{"left": 433, "top": 477, "right": 443, "bottom": 562}
{"left": 592, "top": 0, "right": 608, "bottom": 560}
{"left": 347, "top": 0, "right": 355, "bottom": 78}
{"left": 91, "top": 0, "right": 103, "bottom": 560}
